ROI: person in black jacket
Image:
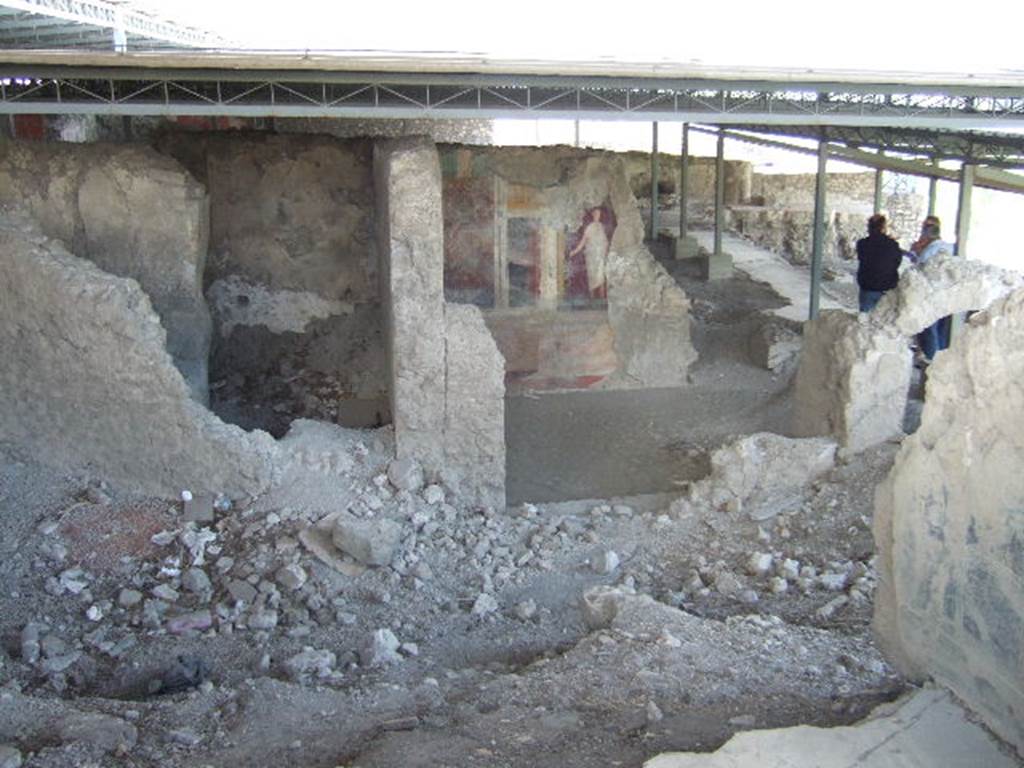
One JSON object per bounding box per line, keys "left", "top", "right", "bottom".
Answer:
{"left": 856, "top": 214, "right": 903, "bottom": 312}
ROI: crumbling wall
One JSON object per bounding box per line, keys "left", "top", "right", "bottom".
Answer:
{"left": 792, "top": 311, "right": 911, "bottom": 452}
{"left": 793, "top": 256, "right": 1024, "bottom": 453}
{"left": 375, "top": 138, "right": 506, "bottom": 508}
{"left": 727, "top": 209, "right": 865, "bottom": 265}
{"left": 873, "top": 288, "right": 1024, "bottom": 753}
{"left": 0, "top": 141, "right": 212, "bottom": 401}
{"left": 441, "top": 145, "right": 696, "bottom": 390}
{"left": 622, "top": 153, "right": 752, "bottom": 206}
{"left": 734, "top": 172, "right": 923, "bottom": 266}
{"left": 443, "top": 304, "right": 506, "bottom": 509}
{"left": 155, "top": 132, "right": 388, "bottom": 429}
{"left": 0, "top": 213, "right": 278, "bottom": 497}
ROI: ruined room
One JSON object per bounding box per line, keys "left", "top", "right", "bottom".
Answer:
{"left": 0, "top": 4, "right": 1023, "bottom": 768}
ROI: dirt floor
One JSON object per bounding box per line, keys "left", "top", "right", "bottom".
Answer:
{"left": 0, "top": 238, "right": 944, "bottom": 768}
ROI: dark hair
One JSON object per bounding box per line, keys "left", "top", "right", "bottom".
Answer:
{"left": 868, "top": 214, "right": 886, "bottom": 234}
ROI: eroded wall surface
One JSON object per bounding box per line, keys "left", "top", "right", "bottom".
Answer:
{"left": 0, "top": 141, "right": 212, "bottom": 401}
{"left": 792, "top": 310, "right": 911, "bottom": 453}
{"left": 440, "top": 145, "right": 696, "bottom": 391}
{"left": 873, "top": 288, "right": 1024, "bottom": 753}
{"left": 156, "top": 133, "right": 388, "bottom": 425}
{"left": 794, "top": 257, "right": 1024, "bottom": 453}
{"left": 0, "top": 212, "right": 278, "bottom": 497}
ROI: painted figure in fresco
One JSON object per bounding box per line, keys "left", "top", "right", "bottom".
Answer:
{"left": 568, "top": 207, "right": 610, "bottom": 301}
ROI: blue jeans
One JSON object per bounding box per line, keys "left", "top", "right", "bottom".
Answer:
{"left": 918, "top": 321, "right": 941, "bottom": 360}
{"left": 859, "top": 289, "right": 884, "bottom": 312}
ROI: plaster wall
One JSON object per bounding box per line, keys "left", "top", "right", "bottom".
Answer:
{"left": 441, "top": 145, "right": 696, "bottom": 392}
{"left": 874, "top": 288, "right": 1024, "bottom": 753}
{"left": 0, "top": 211, "right": 277, "bottom": 497}
{"left": 0, "top": 141, "right": 212, "bottom": 401}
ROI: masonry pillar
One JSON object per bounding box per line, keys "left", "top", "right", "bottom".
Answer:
{"left": 374, "top": 137, "right": 447, "bottom": 476}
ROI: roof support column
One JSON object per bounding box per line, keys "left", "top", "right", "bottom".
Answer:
{"left": 873, "top": 150, "right": 884, "bottom": 212}
{"left": 676, "top": 122, "right": 699, "bottom": 259}
{"left": 948, "top": 161, "right": 976, "bottom": 342}
{"left": 809, "top": 139, "right": 828, "bottom": 319}
{"left": 928, "top": 158, "right": 940, "bottom": 216}
{"left": 699, "top": 128, "right": 733, "bottom": 279}
{"left": 649, "top": 121, "right": 659, "bottom": 241}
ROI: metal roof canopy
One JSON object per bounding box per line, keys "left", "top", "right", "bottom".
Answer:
{"left": 0, "top": 0, "right": 230, "bottom": 50}
{"left": 1, "top": 51, "right": 1023, "bottom": 135}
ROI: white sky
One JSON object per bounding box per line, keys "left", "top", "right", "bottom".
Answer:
{"left": 151, "top": 0, "right": 1024, "bottom": 74}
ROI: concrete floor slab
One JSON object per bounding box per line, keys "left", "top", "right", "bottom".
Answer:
{"left": 645, "top": 688, "right": 1021, "bottom": 768}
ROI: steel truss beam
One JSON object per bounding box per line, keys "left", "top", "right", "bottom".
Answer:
{"left": 1, "top": 64, "right": 1024, "bottom": 131}
{"left": 729, "top": 123, "right": 1024, "bottom": 168}
{"left": 689, "top": 125, "right": 1024, "bottom": 195}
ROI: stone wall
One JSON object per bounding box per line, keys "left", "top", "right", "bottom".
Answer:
{"left": 873, "top": 288, "right": 1024, "bottom": 753}
{"left": 0, "top": 141, "right": 212, "bottom": 401}
{"left": 793, "top": 256, "right": 1024, "bottom": 453}
{"left": 155, "top": 132, "right": 388, "bottom": 430}
{"left": 750, "top": 171, "right": 875, "bottom": 210}
{"left": 440, "top": 145, "right": 696, "bottom": 391}
{"left": 0, "top": 212, "right": 278, "bottom": 497}
{"left": 791, "top": 310, "right": 911, "bottom": 452}
{"left": 375, "top": 138, "right": 506, "bottom": 508}
{"left": 374, "top": 137, "right": 448, "bottom": 475}
{"left": 622, "top": 153, "right": 752, "bottom": 206}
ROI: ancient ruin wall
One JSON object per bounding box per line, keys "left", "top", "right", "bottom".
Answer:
{"left": 873, "top": 288, "right": 1024, "bottom": 753}
{"left": 375, "top": 138, "right": 507, "bottom": 507}
{"left": 441, "top": 145, "right": 696, "bottom": 390}
{"left": 0, "top": 141, "right": 212, "bottom": 401}
{"left": 791, "top": 311, "right": 911, "bottom": 452}
{"left": 0, "top": 213, "right": 278, "bottom": 497}
{"left": 374, "top": 137, "right": 448, "bottom": 475}
{"left": 794, "top": 257, "right": 1024, "bottom": 453}
{"left": 443, "top": 304, "right": 506, "bottom": 509}
{"left": 156, "top": 133, "right": 388, "bottom": 420}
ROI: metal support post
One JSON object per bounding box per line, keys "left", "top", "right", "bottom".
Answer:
{"left": 714, "top": 129, "right": 725, "bottom": 257}
{"left": 873, "top": 150, "right": 884, "bottom": 212}
{"left": 679, "top": 122, "right": 690, "bottom": 239}
{"left": 955, "top": 162, "right": 975, "bottom": 257}
{"left": 809, "top": 140, "right": 828, "bottom": 320}
{"left": 928, "top": 158, "right": 939, "bottom": 216}
{"left": 650, "top": 121, "right": 659, "bottom": 241}
{"left": 574, "top": 119, "right": 580, "bottom": 148}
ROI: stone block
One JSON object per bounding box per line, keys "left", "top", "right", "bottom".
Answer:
{"left": 792, "top": 310, "right": 910, "bottom": 452}
{"left": 674, "top": 235, "right": 701, "bottom": 260}
{"left": 699, "top": 251, "right": 734, "bottom": 280}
